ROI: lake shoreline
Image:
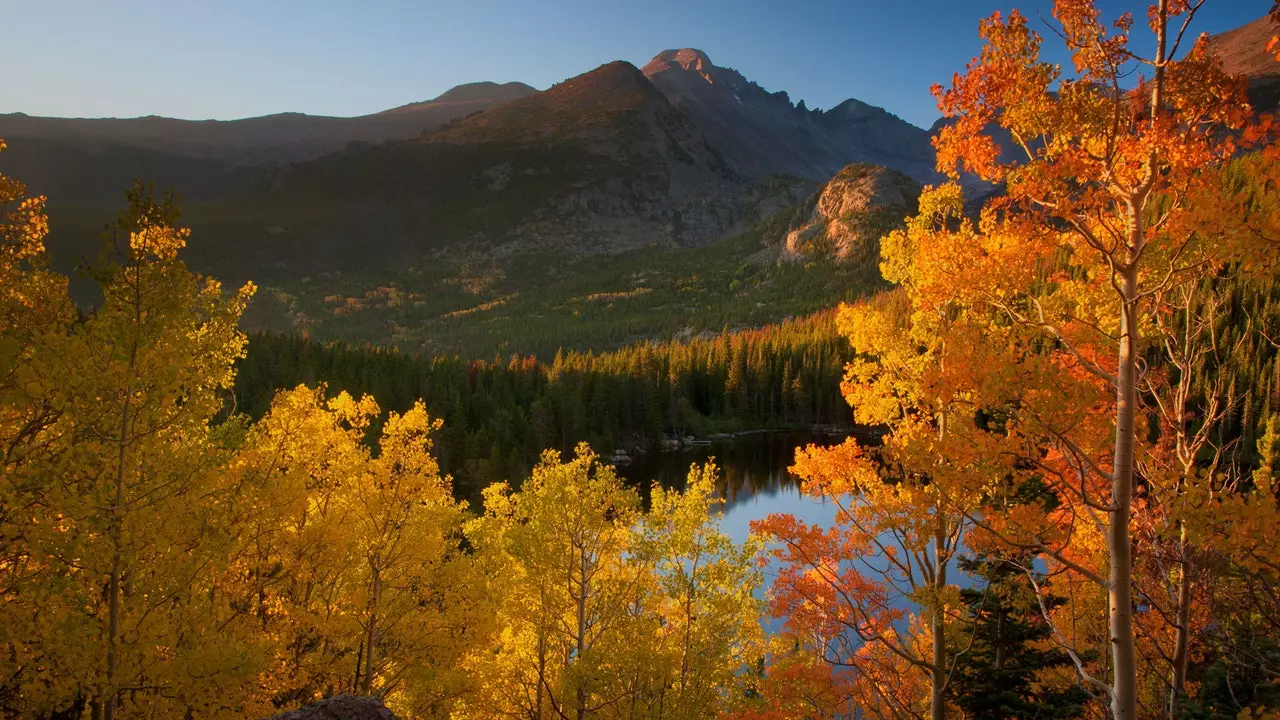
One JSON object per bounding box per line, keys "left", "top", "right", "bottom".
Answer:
{"left": 610, "top": 423, "right": 880, "bottom": 466}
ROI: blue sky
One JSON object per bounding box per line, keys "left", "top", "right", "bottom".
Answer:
{"left": 1, "top": 1, "right": 1270, "bottom": 130}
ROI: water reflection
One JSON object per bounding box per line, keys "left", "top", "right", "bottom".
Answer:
{"left": 616, "top": 429, "right": 977, "bottom": 606}
{"left": 615, "top": 430, "right": 872, "bottom": 542}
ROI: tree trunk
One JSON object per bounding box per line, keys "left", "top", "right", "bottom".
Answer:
{"left": 362, "top": 567, "right": 380, "bottom": 696}
{"left": 1169, "top": 522, "right": 1192, "bottom": 718}
{"left": 576, "top": 547, "right": 588, "bottom": 720}
{"left": 103, "top": 540, "right": 122, "bottom": 720}
{"left": 536, "top": 627, "right": 547, "bottom": 720}
{"left": 932, "top": 522, "right": 947, "bottom": 720}
{"left": 1110, "top": 262, "right": 1139, "bottom": 720}
{"left": 101, "top": 381, "right": 134, "bottom": 720}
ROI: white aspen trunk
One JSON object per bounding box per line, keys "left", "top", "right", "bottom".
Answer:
{"left": 931, "top": 521, "right": 947, "bottom": 720}
{"left": 575, "top": 545, "right": 588, "bottom": 720}
{"left": 1110, "top": 259, "right": 1139, "bottom": 720}
{"left": 1169, "top": 521, "right": 1192, "bottom": 718}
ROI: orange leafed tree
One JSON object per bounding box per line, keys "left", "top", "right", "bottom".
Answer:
{"left": 922, "top": 1, "right": 1272, "bottom": 718}
{"left": 749, "top": 283, "right": 987, "bottom": 720}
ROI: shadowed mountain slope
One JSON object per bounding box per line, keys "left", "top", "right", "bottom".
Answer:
{"left": 237, "top": 61, "right": 774, "bottom": 271}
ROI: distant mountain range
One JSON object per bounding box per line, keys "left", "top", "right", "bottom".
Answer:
{"left": 0, "top": 81, "right": 537, "bottom": 165}
{"left": 0, "top": 14, "right": 1274, "bottom": 304}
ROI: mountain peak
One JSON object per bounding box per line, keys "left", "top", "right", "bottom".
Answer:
{"left": 639, "top": 46, "right": 937, "bottom": 182}
{"left": 429, "top": 81, "right": 538, "bottom": 104}
{"left": 642, "top": 49, "right": 715, "bottom": 76}
{"left": 426, "top": 61, "right": 668, "bottom": 145}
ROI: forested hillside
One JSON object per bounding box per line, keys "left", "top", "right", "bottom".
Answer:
{"left": 234, "top": 313, "right": 851, "bottom": 500}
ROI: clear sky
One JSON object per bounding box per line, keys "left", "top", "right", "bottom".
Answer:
{"left": 1, "top": 0, "right": 1271, "bottom": 130}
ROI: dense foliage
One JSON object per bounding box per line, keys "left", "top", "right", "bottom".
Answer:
{"left": 740, "top": 3, "right": 1280, "bottom": 719}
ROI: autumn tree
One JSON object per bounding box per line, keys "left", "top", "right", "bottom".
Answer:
{"left": 0, "top": 137, "right": 77, "bottom": 717}
{"left": 222, "top": 385, "right": 489, "bottom": 717}
{"left": 218, "top": 385, "right": 372, "bottom": 708}
{"left": 342, "top": 396, "right": 479, "bottom": 710}
{"left": 751, "top": 284, "right": 991, "bottom": 720}
{"left": 461, "top": 444, "right": 648, "bottom": 719}
{"left": 1132, "top": 275, "right": 1249, "bottom": 717}
{"left": 0, "top": 179, "right": 259, "bottom": 718}
{"left": 461, "top": 450, "right": 765, "bottom": 720}
{"left": 633, "top": 462, "right": 765, "bottom": 718}
{"left": 1, "top": 162, "right": 486, "bottom": 718}
{"left": 919, "top": 1, "right": 1273, "bottom": 717}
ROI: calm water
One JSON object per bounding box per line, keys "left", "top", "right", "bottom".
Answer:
{"left": 614, "top": 430, "right": 861, "bottom": 543}
{"left": 615, "top": 429, "right": 977, "bottom": 604}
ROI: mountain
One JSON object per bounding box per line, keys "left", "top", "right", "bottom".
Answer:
{"left": 642, "top": 49, "right": 939, "bottom": 184}
{"left": 0, "top": 81, "right": 537, "bottom": 165}
{"left": 1205, "top": 13, "right": 1280, "bottom": 111}
{"left": 404, "top": 81, "right": 537, "bottom": 106}
{"left": 250, "top": 61, "right": 792, "bottom": 270}
{"left": 0, "top": 80, "right": 538, "bottom": 216}
{"left": 6, "top": 18, "right": 1271, "bottom": 356}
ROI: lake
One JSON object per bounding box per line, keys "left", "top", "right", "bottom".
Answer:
{"left": 614, "top": 429, "right": 862, "bottom": 543}
{"left": 615, "top": 429, "right": 978, "bottom": 603}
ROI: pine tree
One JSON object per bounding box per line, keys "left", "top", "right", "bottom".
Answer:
{"left": 949, "top": 556, "right": 1090, "bottom": 719}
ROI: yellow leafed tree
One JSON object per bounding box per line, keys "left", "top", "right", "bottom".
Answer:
{"left": 460, "top": 444, "right": 646, "bottom": 720}
{"left": 1, "top": 178, "right": 258, "bottom": 719}
{"left": 633, "top": 462, "right": 765, "bottom": 718}
{"left": 224, "top": 385, "right": 489, "bottom": 718}
{"left": 460, "top": 448, "right": 764, "bottom": 720}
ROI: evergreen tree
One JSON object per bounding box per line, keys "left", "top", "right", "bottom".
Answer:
{"left": 949, "top": 557, "right": 1090, "bottom": 720}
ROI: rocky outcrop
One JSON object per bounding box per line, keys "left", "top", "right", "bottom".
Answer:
{"left": 267, "top": 696, "right": 397, "bottom": 720}
{"left": 781, "top": 164, "right": 921, "bottom": 263}
{"left": 642, "top": 49, "right": 940, "bottom": 184}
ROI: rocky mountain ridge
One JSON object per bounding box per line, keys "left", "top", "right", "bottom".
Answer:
{"left": 642, "top": 48, "right": 940, "bottom": 183}
{"left": 1, "top": 13, "right": 1274, "bottom": 282}
{"left": 231, "top": 49, "right": 946, "bottom": 267}
{"left": 254, "top": 61, "right": 803, "bottom": 267}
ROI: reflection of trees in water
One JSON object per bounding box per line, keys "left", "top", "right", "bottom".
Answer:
{"left": 619, "top": 430, "right": 879, "bottom": 513}
{"left": 715, "top": 442, "right": 799, "bottom": 514}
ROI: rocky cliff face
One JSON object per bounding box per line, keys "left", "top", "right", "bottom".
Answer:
{"left": 642, "top": 49, "right": 940, "bottom": 184}
{"left": 780, "top": 163, "right": 921, "bottom": 263}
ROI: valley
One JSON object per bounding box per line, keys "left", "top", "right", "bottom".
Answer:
{"left": 5, "top": 47, "right": 950, "bottom": 361}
